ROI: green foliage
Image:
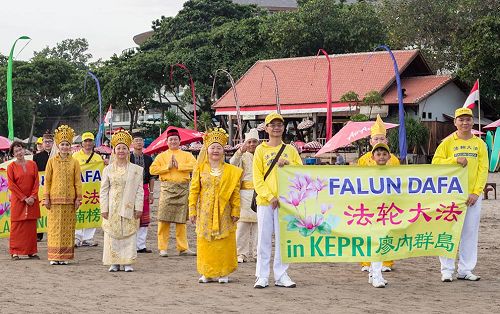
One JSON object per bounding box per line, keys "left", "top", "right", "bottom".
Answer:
{"left": 456, "top": 15, "right": 500, "bottom": 114}
{"left": 33, "top": 38, "right": 92, "bottom": 67}
{"left": 387, "top": 116, "right": 429, "bottom": 154}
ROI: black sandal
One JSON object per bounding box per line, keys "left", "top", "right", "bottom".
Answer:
{"left": 28, "top": 254, "right": 40, "bottom": 260}
{"left": 11, "top": 254, "right": 20, "bottom": 260}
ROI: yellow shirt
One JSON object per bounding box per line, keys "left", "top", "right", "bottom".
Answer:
{"left": 150, "top": 149, "right": 197, "bottom": 183}
{"left": 188, "top": 162, "right": 242, "bottom": 240}
{"left": 72, "top": 149, "right": 104, "bottom": 165}
{"left": 357, "top": 152, "right": 400, "bottom": 166}
{"left": 253, "top": 142, "right": 303, "bottom": 206}
{"left": 432, "top": 132, "right": 488, "bottom": 196}
{"left": 44, "top": 154, "right": 82, "bottom": 204}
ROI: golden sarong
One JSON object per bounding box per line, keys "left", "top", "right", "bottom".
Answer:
{"left": 158, "top": 181, "right": 189, "bottom": 223}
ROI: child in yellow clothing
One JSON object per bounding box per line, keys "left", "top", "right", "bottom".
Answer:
{"left": 368, "top": 143, "right": 392, "bottom": 288}
{"left": 358, "top": 115, "right": 397, "bottom": 272}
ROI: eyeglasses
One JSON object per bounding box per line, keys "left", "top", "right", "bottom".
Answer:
{"left": 267, "top": 123, "right": 284, "bottom": 128}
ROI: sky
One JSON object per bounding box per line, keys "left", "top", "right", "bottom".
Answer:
{"left": 0, "top": 0, "right": 186, "bottom": 61}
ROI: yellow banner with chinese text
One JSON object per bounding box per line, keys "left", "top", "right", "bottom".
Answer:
{"left": 0, "top": 161, "right": 104, "bottom": 238}
{"left": 278, "top": 165, "right": 468, "bottom": 262}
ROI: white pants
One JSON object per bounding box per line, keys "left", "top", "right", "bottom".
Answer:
{"left": 255, "top": 205, "right": 288, "bottom": 281}
{"left": 75, "top": 228, "right": 96, "bottom": 242}
{"left": 236, "top": 221, "right": 258, "bottom": 259}
{"left": 440, "top": 197, "right": 482, "bottom": 276}
{"left": 136, "top": 227, "right": 148, "bottom": 250}
{"left": 370, "top": 262, "right": 383, "bottom": 280}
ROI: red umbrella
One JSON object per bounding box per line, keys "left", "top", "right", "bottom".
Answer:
{"left": 315, "top": 121, "right": 398, "bottom": 156}
{"left": 484, "top": 119, "right": 500, "bottom": 130}
{"left": 95, "top": 145, "right": 112, "bottom": 155}
{"left": 0, "top": 136, "right": 12, "bottom": 150}
{"left": 144, "top": 126, "right": 204, "bottom": 155}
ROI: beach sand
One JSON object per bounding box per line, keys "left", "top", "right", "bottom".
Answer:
{"left": 1, "top": 173, "right": 499, "bottom": 314}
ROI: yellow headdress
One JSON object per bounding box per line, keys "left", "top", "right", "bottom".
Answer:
{"left": 203, "top": 127, "right": 229, "bottom": 148}
{"left": 370, "top": 114, "right": 386, "bottom": 136}
{"left": 111, "top": 129, "right": 132, "bottom": 148}
{"left": 54, "top": 125, "right": 75, "bottom": 145}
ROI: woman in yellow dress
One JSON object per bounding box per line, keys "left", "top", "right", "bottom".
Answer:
{"left": 100, "top": 130, "right": 144, "bottom": 272}
{"left": 189, "top": 128, "right": 242, "bottom": 283}
{"left": 44, "top": 125, "right": 82, "bottom": 265}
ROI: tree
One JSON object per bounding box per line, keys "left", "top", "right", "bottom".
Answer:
{"left": 378, "top": 0, "right": 499, "bottom": 72}
{"left": 456, "top": 15, "right": 500, "bottom": 114}
{"left": 33, "top": 38, "right": 92, "bottom": 67}
{"left": 388, "top": 116, "right": 429, "bottom": 155}
{"left": 340, "top": 90, "right": 360, "bottom": 114}
{"left": 362, "top": 90, "right": 384, "bottom": 118}
{"left": 262, "top": 0, "right": 387, "bottom": 57}
{"left": 96, "top": 51, "right": 157, "bottom": 131}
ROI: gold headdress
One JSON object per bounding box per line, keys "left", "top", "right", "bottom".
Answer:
{"left": 54, "top": 125, "right": 75, "bottom": 145}
{"left": 203, "top": 127, "right": 229, "bottom": 148}
{"left": 370, "top": 114, "right": 387, "bottom": 136}
{"left": 111, "top": 129, "right": 132, "bottom": 148}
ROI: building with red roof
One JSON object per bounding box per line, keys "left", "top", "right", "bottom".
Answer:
{"left": 212, "top": 49, "right": 489, "bottom": 153}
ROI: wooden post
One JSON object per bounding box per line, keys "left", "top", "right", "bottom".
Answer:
{"left": 312, "top": 113, "right": 318, "bottom": 141}
{"left": 228, "top": 114, "right": 234, "bottom": 146}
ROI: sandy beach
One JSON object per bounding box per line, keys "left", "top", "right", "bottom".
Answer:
{"left": 1, "top": 172, "right": 499, "bottom": 314}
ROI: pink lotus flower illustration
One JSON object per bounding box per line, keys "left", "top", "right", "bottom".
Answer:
{"left": 280, "top": 190, "right": 308, "bottom": 208}
{"left": 0, "top": 176, "right": 8, "bottom": 192}
{"left": 282, "top": 170, "right": 339, "bottom": 237}
{"left": 0, "top": 202, "right": 11, "bottom": 217}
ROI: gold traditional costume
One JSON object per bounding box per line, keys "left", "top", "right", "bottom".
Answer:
{"left": 100, "top": 130, "right": 144, "bottom": 266}
{"left": 357, "top": 115, "right": 397, "bottom": 269}
{"left": 45, "top": 125, "right": 82, "bottom": 261}
{"left": 188, "top": 128, "right": 243, "bottom": 278}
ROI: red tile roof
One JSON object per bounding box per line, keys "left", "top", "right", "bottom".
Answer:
{"left": 383, "top": 75, "right": 453, "bottom": 105}
{"left": 213, "top": 50, "right": 426, "bottom": 110}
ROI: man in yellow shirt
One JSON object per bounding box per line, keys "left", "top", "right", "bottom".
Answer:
{"left": 357, "top": 114, "right": 398, "bottom": 272}
{"left": 253, "top": 112, "right": 303, "bottom": 289}
{"left": 73, "top": 132, "right": 103, "bottom": 247}
{"left": 150, "top": 128, "right": 197, "bottom": 257}
{"left": 432, "top": 107, "right": 488, "bottom": 282}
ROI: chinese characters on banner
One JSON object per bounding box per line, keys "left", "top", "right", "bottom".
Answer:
{"left": 0, "top": 161, "right": 104, "bottom": 238}
{"left": 278, "top": 165, "right": 468, "bottom": 263}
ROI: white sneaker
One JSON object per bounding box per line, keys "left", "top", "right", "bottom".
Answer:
{"left": 218, "top": 276, "right": 229, "bottom": 283}
{"left": 381, "top": 266, "right": 392, "bottom": 272}
{"left": 441, "top": 274, "right": 453, "bottom": 282}
{"left": 50, "top": 261, "right": 59, "bottom": 265}
{"left": 124, "top": 265, "right": 134, "bottom": 272}
{"left": 457, "top": 273, "right": 481, "bottom": 281}
{"left": 108, "top": 265, "right": 119, "bottom": 272}
{"left": 199, "top": 275, "right": 216, "bottom": 283}
{"left": 159, "top": 250, "right": 168, "bottom": 257}
{"left": 371, "top": 276, "right": 386, "bottom": 288}
{"left": 361, "top": 266, "right": 370, "bottom": 272}
{"left": 254, "top": 277, "right": 269, "bottom": 289}
{"left": 275, "top": 273, "right": 296, "bottom": 288}
{"left": 237, "top": 256, "right": 245, "bottom": 263}
{"left": 368, "top": 273, "right": 388, "bottom": 285}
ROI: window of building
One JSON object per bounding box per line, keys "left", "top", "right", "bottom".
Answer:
{"left": 428, "top": 112, "right": 432, "bottom": 119}
{"left": 422, "top": 112, "right": 426, "bottom": 119}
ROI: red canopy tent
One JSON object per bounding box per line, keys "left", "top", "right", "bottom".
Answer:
{"left": 144, "top": 126, "right": 204, "bottom": 155}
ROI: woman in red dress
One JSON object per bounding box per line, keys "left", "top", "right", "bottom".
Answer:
{"left": 7, "top": 141, "right": 41, "bottom": 260}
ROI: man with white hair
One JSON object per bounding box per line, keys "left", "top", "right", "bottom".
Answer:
{"left": 230, "top": 129, "right": 259, "bottom": 263}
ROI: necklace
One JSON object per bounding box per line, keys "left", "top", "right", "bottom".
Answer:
{"left": 210, "top": 167, "right": 222, "bottom": 177}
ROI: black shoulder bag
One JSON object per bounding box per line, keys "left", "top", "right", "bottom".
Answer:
{"left": 251, "top": 144, "right": 286, "bottom": 212}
